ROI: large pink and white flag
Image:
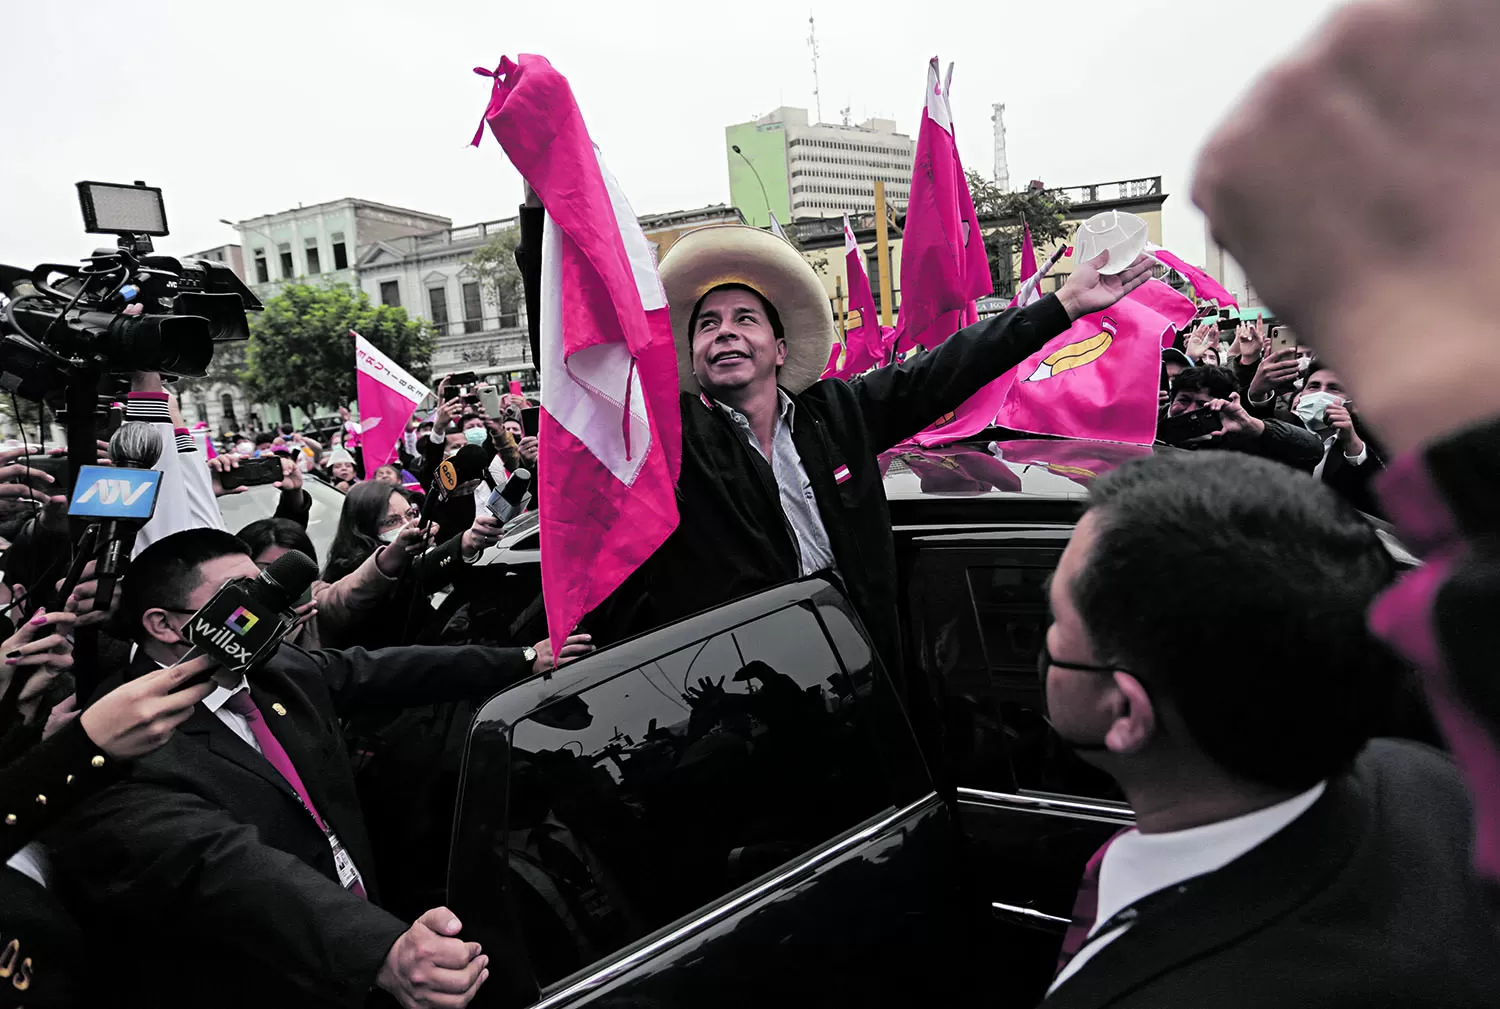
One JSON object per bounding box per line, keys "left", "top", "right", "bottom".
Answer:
{"left": 910, "top": 280, "right": 1196, "bottom": 447}
{"left": 1147, "top": 244, "right": 1238, "bottom": 308}
{"left": 354, "top": 330, "right": 430, "bottom": 470}
{"left": 473, "top": 55, "right": 681, "bottom": 657}
{"left": 834, "top": 214, "right": 888, "bottom": 379}
{"left": 895, "top": 58, "right": 992, "bottom": 354}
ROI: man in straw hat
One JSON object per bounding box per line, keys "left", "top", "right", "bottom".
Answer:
{"left": 585, "top": 223, "right": 1152, "bottom": 697}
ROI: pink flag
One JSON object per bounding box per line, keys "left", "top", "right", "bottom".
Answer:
{"left": 895, "top": 58, "right": 992, "bottom": 354}
{"left": 1148, "top": 244, "right": 1239, "bottom": 308}
{"left": 354, "top": 330, "right": 431, "bottom": 470}
{"left": 821, "top": 339, "right": 843, "bottom": 379}
{"left": 833, "top": 214, "right": 888, "bottom": 379}
{"left": 910, "top": 280, "right": 1196, "bottom": 447}
{"left": 474, "top": 54, "right": 681, "bottom": 658}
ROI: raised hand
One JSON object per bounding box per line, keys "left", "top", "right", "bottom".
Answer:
{"left": 1056, "top": 250, "right": 1156, "bottom": 321}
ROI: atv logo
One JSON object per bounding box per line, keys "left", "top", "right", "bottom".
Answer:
{"left": 75, "top": 478, "right": 153, "bottom": 507}
{"left": 67, "top": 466, "right": 162, "bottom": 522}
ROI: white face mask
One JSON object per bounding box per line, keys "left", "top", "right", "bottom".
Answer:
{"left": 379, "top": 526, "right": 403, "bottom": 544}
{"left": 1293, "top": 390, "right": 1343, "bottom": 428}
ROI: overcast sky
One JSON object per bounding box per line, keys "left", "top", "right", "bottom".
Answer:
{"left": 2, "top": 0, "right": 1345, "bottom": 272}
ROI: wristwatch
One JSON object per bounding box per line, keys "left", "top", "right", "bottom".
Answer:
{"left": 522, "top": 646, "right": 537, "bottom": 665}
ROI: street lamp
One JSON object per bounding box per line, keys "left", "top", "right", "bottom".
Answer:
{"left": 731, "top": 145, "right": 773, "bottom": 228}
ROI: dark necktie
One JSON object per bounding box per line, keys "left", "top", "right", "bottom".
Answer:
{"left": 223, "top": 689, "right": 366, "bottom": 899}
{"left": 1055, "top": 827, "right": 1132, "bottom": 975}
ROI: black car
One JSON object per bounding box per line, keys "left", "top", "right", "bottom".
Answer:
{"left": 444, "top": 438, "right": 1414, "bottom": 1009}
{"left": 441, "top": 439, "right": 1167, "bottom": 1008}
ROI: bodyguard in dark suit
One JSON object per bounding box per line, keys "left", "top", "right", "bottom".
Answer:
{"left": 1037, "top": 452, "right": 1500, "bottom": 1008}
{"left": 45, "top": 529, "right": 553, "bottom": 1009}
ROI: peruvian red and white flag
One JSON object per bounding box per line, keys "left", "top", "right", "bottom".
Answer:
{"left": 895, "top": 58, "right": 992, "bottom": 354}
{"left": 474, "top": 55, "right": 681, "bottom": 657}
{"left": 354, "top": 330, "right": 430, "bottom": 471}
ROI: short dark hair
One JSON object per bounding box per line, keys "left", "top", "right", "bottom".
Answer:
{"left": 1170, "top": 364, "right": 1239, "bottom": 401}
{"left": 237, "top": 518, "right": 317, "bottom": 565}
{"left": 687, "top": 283, "right": 786, "bottom": 346}
{"left": 1070, "top": 451, "right": 1400, "bottom": 790}
{"left": 118, "top": 528, "right": 251, "bottom": 642}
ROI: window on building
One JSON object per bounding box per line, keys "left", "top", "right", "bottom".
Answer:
{"left": 380, "top": 280, "right": 401, "bottom": 308}
{"left": 278, "top": 244, "right": 294, "bottom": 279}
{"left": 304, "top": 239, "right": 321, "bottom": 276}
{"left": 331, "top": 232, "right": 349, "bottom": 270}
{"left": 253, "top": 249, "right": 268, "bottom": 284}
{"left": 462, "top": 281, "right": 483, "bottom": 334}
{"left": 429, "top": 286, "right": 450, "bottom": 332}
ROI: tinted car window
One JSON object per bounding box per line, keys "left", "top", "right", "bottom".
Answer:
{"left": 498, "top": 600, "right": 923, "bottom": 990}
{"left": 910, "top": 542, "right": 1121, "bottom": 801}
{"left": 216, "top": 477, "right": 343, "bottom": 563}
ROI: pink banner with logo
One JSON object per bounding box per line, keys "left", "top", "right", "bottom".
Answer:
{"left": 354, "top": 330, "right": 431, "bottom": 470}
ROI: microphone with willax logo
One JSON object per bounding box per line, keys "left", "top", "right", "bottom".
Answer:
{"left": 178, "top": 550, "right": 320, "bottom": 686}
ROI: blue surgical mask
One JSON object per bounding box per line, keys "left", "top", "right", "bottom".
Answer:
{"left": 464, "top": 427, "right": 489, "bottom": 446}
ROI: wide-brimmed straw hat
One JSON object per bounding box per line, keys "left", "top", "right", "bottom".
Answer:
{"left": 659, "top": 224, "right": 835, "bottom": 394}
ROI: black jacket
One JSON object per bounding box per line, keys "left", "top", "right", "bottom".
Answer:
{"left": 1043, "top": 740, "right": 1500, "bottom": 1009}
{"left": 46, "top": 641, "right": 533, "bottom": 1009}
{"left": 0, "top": 720, "right": 127, "bottom": 1009}
{"left": 584, "top": 295, "right": 1074, "bottom": 697}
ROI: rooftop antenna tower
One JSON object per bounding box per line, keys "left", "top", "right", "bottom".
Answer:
{"left": 991, "top": 103, "right": 1011, "bottom": 191}
{"left": 808, "top": 14, "right": 823, "bottom": 123}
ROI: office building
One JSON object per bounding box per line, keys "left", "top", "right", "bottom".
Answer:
{"left": 726, "top": 107, "right": 915, "bottom": 228}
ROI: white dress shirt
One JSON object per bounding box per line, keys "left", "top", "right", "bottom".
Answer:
{"left": 1050, "top": 781, "right": 1327, "bottom": 993}
{"left": 203, "top": 674, "right": 262, "bottom": 755}
{"left": 1313, "top": 432, "right": 1369, "bottom": 480}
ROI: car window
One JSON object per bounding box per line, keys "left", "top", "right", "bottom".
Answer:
{"left": 910, "top": 543, "right": 1121, "bottom": 801}
{"left": 499, "top": 599, "right": 925, "bottom": 990}
{"left": 216, "top": 478, "right": 343, "bottom": 565}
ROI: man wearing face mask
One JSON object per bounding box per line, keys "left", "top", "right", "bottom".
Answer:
{"left": 1037, "top": 452, "right": 1496, "bottom": 1008}
{"left": 1288, "top": 361, "right": 1386, "bottom": 516}
{"left": 47, "top": 528, "right": 591, "bottom": 1009}
{"left": 1160, "top": 365, "right": 1324, "bottom": 470}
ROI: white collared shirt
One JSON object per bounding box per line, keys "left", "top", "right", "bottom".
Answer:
{"left": 713, "top": 388, "right": 839, "bottom": 577}
{"left": 1050, "top": 781, "right": 1327, "bottom": 993}
{"left": 203, "top": 674, "right": 262, "bottom": 755}
{"left": 1313, "top": 432, "right": 1369, "bottom": 480}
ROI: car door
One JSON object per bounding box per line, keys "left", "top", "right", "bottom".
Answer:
{"left": 903, "top": 528, "right": 1135, "bottom": 1003}
{"left": 448, "top": 578, "right": 980, "bottom": 1009}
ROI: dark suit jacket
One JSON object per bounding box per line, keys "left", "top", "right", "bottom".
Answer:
{"left": 46, "top": 641, "right": 532, "bottom": 1009}
{"left": 1044, "top": 740, "right": 1500, "bottom": 1009}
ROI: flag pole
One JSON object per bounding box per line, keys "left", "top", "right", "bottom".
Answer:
{"left": 874, "top": 181, "right": 894, "bottom": 328}
{"left": 835, "top": 274, "right": 846, "bottom": 340}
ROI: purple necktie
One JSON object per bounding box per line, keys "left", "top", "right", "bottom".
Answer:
{"left": 1055, "top": 827, "right": 1132, "bottom": 975}
{"left": 223, "top": 689, "right": 366, "bottom": 899}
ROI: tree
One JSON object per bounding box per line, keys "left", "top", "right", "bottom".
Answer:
{"left": 464, "top": 226, "right": 523, "bottom": 318}
{"left": 241, "top": 283, "right": 434, "bottom": 416}
{"left": 966, "top": 171, "right": 1074, "bottom": 297}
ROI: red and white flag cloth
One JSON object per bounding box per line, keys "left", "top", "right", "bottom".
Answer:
{"left": 830, "top": 214, "right": 888, "bottom": 379}
{"left": 895, "top": 58, "right": 992, "bottom": 354}
{"left": 473, "top": 55, "right": 682, "bottom": 657}
{"left": 1147, "top": 243, "right": 1239, "bottom": 309}
{"left": 353, "top": 330, "right": 430, "bottom": 471}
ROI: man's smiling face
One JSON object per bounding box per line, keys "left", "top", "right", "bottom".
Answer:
{"left": 690, "top": 286, "right": 787, "bottom": 396}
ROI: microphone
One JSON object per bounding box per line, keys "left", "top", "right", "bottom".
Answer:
{"left": 178, "top": 550, "right": 319, "bottom": 684}
{"left": 92, "top": 422, "right": 165, "bottom": 613}
{"left": 487, "top": 467, "right": 532, "bottom": 523}
{"left": 417, "top": 443, "right": 489, "bottom": 529}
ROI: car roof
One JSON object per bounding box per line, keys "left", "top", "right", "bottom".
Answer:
{"left": 881, "top": 437, "right": 1163, "bottom": 503}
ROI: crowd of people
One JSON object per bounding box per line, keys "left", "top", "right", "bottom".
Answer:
{"left": 3, "top": 0, "right": 1500, "bottom": 1005}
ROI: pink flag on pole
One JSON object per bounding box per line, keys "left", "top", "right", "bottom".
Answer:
{"left": 909, "top": 280, "right": 1196, "bottom": 447}
{"left": 895, "top": 58, "right": 992, "bottom": 354}
{"left": 1147, "top": 244, "right": 1239, "bottom": 308}
{"left": 821, "top": 340, "right": 843, "bottom": 379}
{"left": 354, "top": 330, "right": 431, "bottom": 470}
{"left": 833, "top": 214, "right": 888, "bottom": 379}
{"left": 474, "top": 54, "right": 681, "bottom": 658}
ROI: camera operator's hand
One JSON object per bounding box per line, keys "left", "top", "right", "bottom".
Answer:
{"left": 377, "top": 906, "right": 488, "bottom": 1009}
{"left": 130, "top": 371, "right": 164, "bottom": 394}
{"left": 460, "top": 514, "right": 503, "bottom": 562}
{"left": 517, "top": 436, "right": 539, "bottom": 468}
{"left": 1, "top": 609, "right": 76, "bottom": 724}
{"left": 531, "top": 634, "right": 594, "bottom": 676}
{"left": 207, "top": 454, "right": 250, "bottom": 496}
{"left": 1246, "top": 346, "right": 1302, "bottom": 403}
{"left": 78, "top": 655, "right": 218, "bottom": 761}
